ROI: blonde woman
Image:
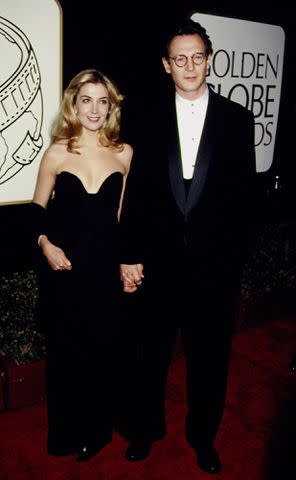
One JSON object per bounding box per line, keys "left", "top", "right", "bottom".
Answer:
{"left": 32, "top": 69, "right": 133, "bottom": 461}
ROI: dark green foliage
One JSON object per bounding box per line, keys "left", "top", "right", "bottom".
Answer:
{"left": 241, "top": 223, "right": 296, "bottom": 300}
{"left": 0, "top": 270, "right": 46, "bottom": 365}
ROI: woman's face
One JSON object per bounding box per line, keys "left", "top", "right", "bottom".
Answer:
{"left": 74, "top": 82, "right": 110, "bottom": 131}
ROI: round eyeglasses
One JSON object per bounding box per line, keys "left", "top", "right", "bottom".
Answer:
{"left": 169, "top": 53, "right": 207, "bottom": 67}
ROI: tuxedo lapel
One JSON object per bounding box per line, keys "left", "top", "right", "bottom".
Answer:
{"left": 185, "top": 112, "right": 211, "bottom": 213}
{"left": 167, "top": 100, "right": 187, "bottom": 214}
{"left": 167, "top": 88, "right": 218, "bottom": 216}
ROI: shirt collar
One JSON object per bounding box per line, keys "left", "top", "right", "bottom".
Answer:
{"left": 175, "top": 86, "right": 209, "bottom": 108}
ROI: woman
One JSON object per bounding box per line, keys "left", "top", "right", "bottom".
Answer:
{"left": 32, "top": 69, "right": 133, "bottom": 461}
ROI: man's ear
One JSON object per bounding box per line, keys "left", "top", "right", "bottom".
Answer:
{"left": 206, "top": 54, "right": 212, "bottom": 71}
{"left": 162, "top": 57, "right": 171, "bottom": 74}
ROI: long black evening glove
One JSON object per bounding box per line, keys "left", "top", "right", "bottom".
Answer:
{"left": 26, "top": 202, "right": 48, "bottom": 247}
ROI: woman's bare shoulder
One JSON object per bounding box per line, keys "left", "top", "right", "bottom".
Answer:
{"left": 47, "top": 141, "right": 69, "bottom": 157}
{"left": 118, "top": 142, "right": 133, "bottom": 168}
{"left": 122, "top": 142, "right": 133, "bottom": 157}
{"left": 40, "top": 142, "right": 68, "bottom": 169}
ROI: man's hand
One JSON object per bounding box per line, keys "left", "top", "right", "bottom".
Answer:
{"left": 120, "top": 263, "right": 144, "bottom": 293}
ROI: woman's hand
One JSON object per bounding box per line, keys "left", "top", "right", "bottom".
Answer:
{"left": 120, "top": 263, "right": 144, "bottom": 293}
{"left": 40, "top": 236, "right": 72, "bottom": 271}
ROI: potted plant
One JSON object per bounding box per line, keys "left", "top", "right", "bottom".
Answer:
{"left": 238, "top": 222, "right": 296, "bottom": 328}
{"left": 0, "top": 269, "right": 46, "bottom": 409}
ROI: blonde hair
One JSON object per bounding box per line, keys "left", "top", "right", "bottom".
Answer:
{"left": 53, "top": 69, "right": 124, "bottom": 153}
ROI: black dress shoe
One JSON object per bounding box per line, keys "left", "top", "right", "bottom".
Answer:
{"left": 125, "top": 441, "right": 152, "bottom": 462}
{"left": 196, "top": 446, "right": 221, "bottom": 474}
{"left": 76, "top": 441, "right": 109, "bottom": 462}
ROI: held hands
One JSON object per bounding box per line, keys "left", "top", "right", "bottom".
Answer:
{"left": 120, "top": 263, "right": 144, "bottom": 293}
{"left": 39, "top": 235, "right": 72, "bottom": 271}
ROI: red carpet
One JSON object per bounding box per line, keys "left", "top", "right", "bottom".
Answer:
{"left": 1, "top": 296, "right": 296, "bottom": 480}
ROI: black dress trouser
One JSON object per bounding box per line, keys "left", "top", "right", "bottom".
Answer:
{"left": 120, "top": 250, "right": 238, "bottom": 449}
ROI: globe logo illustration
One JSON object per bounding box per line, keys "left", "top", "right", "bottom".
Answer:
{"left": 0, "top": 16, "right": 43, "bottom": 185}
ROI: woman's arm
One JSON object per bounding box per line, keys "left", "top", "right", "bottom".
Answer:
{"left": 117, "top": 143, "right": 133, "bottom": 221}
{"left": 32, "top": 146, "right": 72, "bottom": 271}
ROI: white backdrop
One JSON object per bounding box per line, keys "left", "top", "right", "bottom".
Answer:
{"left": 0, "top": 0, "right": 62, "bottom": 204}
{"left": 191, "top": 12, "right": 285, "bottom": 173}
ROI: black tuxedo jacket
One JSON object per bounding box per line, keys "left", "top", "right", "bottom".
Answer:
{"left": 120, "top": 86, "right": 256, "bottom": 283}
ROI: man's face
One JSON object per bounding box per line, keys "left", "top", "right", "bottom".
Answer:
{"left": 162, "top": 34, "right": 211, "bottom": 100}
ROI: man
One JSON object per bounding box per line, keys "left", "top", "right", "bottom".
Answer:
{"left": 119, "top": 18, "right": 256, "bottom": 474}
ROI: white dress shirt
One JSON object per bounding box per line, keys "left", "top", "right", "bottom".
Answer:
{"left": 176, "top": 88, "right": 209, "bottom": 179}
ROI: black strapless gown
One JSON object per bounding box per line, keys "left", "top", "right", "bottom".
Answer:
{"left": 39, "top": 170, "right": 123, "bottom": 454}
